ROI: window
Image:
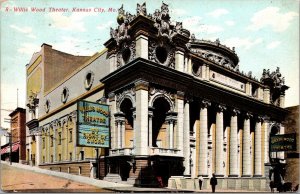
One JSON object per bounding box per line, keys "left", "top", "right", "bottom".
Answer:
{"left": 50, "top": 135, "right": 53, "bottom": 147}
{"left": 61, "top": 87, "right": 69, "bottom": 103}
{"left": 58, "top": 154, "right": 61, "bottom": 161}
{"left": 42, "top": 138, "right": 45, "bottom": 149}
{"left": 58, "top": 132, "right": 62, "bottom": 145}
{"left": 84, "top": 71, "right": 94, "bottom": 90}
{"left": 69, "top": 152, "right": 72, "bottom": 161}
{"left": 51, "top": 155, "right": 53, "bottom": 163}
{"left": 43, "top": 156, "right": 45, "bottom": 163}
{"left": 80, "top": 151, "right": 84, "bottom": 160}
{"left": 45, "top": 99, "right": 50, "bottom": 113}
{"left": 69, "top": 129, "right": 72, "bottom": 142}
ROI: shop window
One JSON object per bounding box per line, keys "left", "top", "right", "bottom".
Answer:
{"left": 58, "top": 132, "right": 62, "bottom": 145}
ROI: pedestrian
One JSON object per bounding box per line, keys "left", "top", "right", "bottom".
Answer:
{"left": 210, "top": 173, "right": 217, "bottom": 193}
{"left": 198, "top": 176, "right": 203, "bottom": 190}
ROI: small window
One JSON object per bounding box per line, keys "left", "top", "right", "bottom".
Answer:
{"left": 58, "top": 154, "right": 61, "bottom": 161}
{"left": 192, "top": 62, "right": 201, "bottom": 76}
{"left": 61, "top": 87, "right": 69, "bottom": 103}
{"left": 79, "top": 166, "right": 82, "bottom": 175}
{"left": 84, "top": 71, "right": 94, "bottom": 90}
{"left": 69, "top": 152, "right": 72, "bottom": 161}
{"left": 43, "top": 156, "right": 45, "bottom": 163}
{"left": 50, "top": 155, "right": 53, "bottom": 163}
{"left": 45, "top": 99, "right": 50, "bottom": 113}
{"left": 58, "top": 132, "right": 62, "bottom": 145}
{"left": 69, "top": 129, "right": 72, "bottom": 142}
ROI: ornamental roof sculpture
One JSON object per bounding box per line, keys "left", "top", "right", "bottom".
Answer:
{"left": 261, "top": 67, "right": 289, "bottom": 93}
{"left": 107, "top": 2, "right": 286, "bottom": 87}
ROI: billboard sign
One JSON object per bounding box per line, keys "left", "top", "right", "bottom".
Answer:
{"left": 270, "top": 133, "right": 296, "bottom": 152}
{"left": 77, "top": 100, "right": 110, "bottom": 147}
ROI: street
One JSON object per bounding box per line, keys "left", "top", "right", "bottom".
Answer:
{"left": 0, "top": 163, "right": 112, "bottom": 192}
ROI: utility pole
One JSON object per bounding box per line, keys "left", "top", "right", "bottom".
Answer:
{"left": 8, "top": 132, "right": 12, "bottom": 165}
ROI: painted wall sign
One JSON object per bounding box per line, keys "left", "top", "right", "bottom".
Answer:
{"left": 77, "top": 100, "right": 110, "bottom": 147}
{"left": 270, "top": 133, "right": 296, "bottom": 152}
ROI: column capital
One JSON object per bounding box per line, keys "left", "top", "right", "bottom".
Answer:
{"left": 216, "top": 104, "right": 226, "bottom": 112}
{"left": 244, "top": 112, "right": 253, "bottom": 120}
{"left": 255, "top": 115, "right": 264, "bottom": 122}
{"left": 200, "top": 99, "right": 211, "bottom": 108}
{"left": 108, "top": 92, "right": 115, "bottom": 102}
{"left": 134, "top": 79, "right": 149, "bottom": 91}
{"left": 231, "top": 108, "right": 240, "bottom": 116}
{"left": 176, "top": 91, "right": 185, "bottom": 100}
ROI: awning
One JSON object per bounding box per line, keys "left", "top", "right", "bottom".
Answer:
{"left": 0, "top": 142, "right": 20, "bottom": 154}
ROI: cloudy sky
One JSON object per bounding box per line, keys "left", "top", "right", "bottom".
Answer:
{"left": 0, "top": 0, "right": 299, "bottom": 128}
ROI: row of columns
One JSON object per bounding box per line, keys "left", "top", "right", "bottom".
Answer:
{"left": 197, "top": 100, "right": 264, "bottom": 177}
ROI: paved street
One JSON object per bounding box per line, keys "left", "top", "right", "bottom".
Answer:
{"left": 0, "top": 163, "right": 111, "bottom": 192}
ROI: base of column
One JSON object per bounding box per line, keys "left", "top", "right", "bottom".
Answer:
{"left": 241, "top": 175, "right": 251, "bottom": 177}
{"left": 228, "top": 174, "right": 239, "bottom": 177}
{"left": 198, "top": 174, "right": 209, "bottom": 177}
{"left": 253, "top": 174, "right": 262, "bottom": 177}
{"left": 214, "top": 174, "right": 224, "bottom": 177}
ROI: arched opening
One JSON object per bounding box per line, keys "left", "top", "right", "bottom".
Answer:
{"left": 122, "top": 48, "right": 131, "bottom": 64}
{"left": 120, "top": 98, "right": 134, "bottom": 147}
{"left": 152, "top": 97, "right": 171, "bottom": 147}
{"left": 156, "top": 47, "right": 168, "bottom": 64}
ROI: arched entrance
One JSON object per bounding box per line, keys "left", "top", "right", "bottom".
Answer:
{"left": 152, "top": 97, "right": 171, "bottom": 148}
{"left": 119, "top": 98, "right": 134, "bottom": 181}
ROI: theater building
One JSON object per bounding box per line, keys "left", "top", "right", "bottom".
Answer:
{"left": 26, "top": 3, "right": 290, "bottom": 190}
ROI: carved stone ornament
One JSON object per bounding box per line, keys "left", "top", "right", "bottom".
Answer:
{"left": 149, "top": 87, "right": 175, "bottom": 111}
{"left": 152, "top": 3, "right": 183, "bottom": 43}
{"left": 148, "top": 40, "right": 175, "bottom": 68}
{"left": 27, "top": 90, "right": 39, "bottom": 113}
{"left": 136, "top": 2, "right": 147, "bottom": 16}
{"left": 116, "top": 40, "right": 136, "bottom": 68}
{"left": 110, "top": 4, "right": 131, "bottom": 46}
{"left": 116, "top": 87, "right": 136, "bottom": 110}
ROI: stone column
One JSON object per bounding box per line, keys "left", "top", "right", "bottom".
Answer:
{"left": 53, "top": 127, "right": 57, "bottom": 162}
{"left": 279, "top": 94, "right": 285, "bottom": 108}
{"left": 71, "top": 114, "right": 76, "bottom": 161}
{"left": 136, "top": 35, "right": 148, "bottom": 59}
{"left": 242, "top": 113, "right": 252, "bottom": 177}
{"left": 183, "top": 99, "right": 190, "bottom": 176}
{"left": 206, "top": 64, "right": 210, "bottom": 80}
{"left": 254, "top": 116, "right": 263, "bottom": 177}
{"left": 229, "top": 108, "right": 240, "bottom": 177}
{"left": 148, "top": 107, "right": 154, "bottom": 147}
{"left": 135, "top": 80, "right": 149, "bottom": 155}
{"left": 201, "top": 64, "right": 206, "bottom": 79}
{"left": 199, "top": 100, "right": 211, "bottom": 177}
{"left": 215, "top": 104, "right": 226, "bottom": 176}
{"left": 48, "top": 129, "right": 51, "bottom": 162}
{"left": 116, "top": 121, "right": 121, "bottom": 148}
{"left": 108, "top": 93, "right": 116, "bottom": 150}
{"left": 187, "top": 58, "right": 192, "bottom": 74}
{"left": 263, "top": 117, "right": 270, "bottom": 164}
{"left": 36, "top": 131, "right": 42, "bottom": 165}
{"left": 263, "top": 87, "right": 270, "bottom": 104}
{"left": 169, "top": 120, "right": 174, "bottom": 149}
{"left": 121, "top": 120, "right": 126, "bottom": 148}
{"left": 132, "top": 109, "right": 136, "bottom": 151}
{"left": 175, "top": 49, "right": 184, "bottom": 72}
{"left": 176, "top": 91, "right": 184, "bottom": 155}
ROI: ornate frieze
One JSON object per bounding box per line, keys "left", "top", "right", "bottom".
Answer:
{"left": 116, "top": 40, "right": 136, "bottom": 68}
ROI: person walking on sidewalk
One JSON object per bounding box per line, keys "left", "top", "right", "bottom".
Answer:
{"left": 210, "top": 173, "right": 217, "bottom": 193}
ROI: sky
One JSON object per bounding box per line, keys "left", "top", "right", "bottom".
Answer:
{"left": 0, "top": 0, "right": 299, "bottom": 128}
